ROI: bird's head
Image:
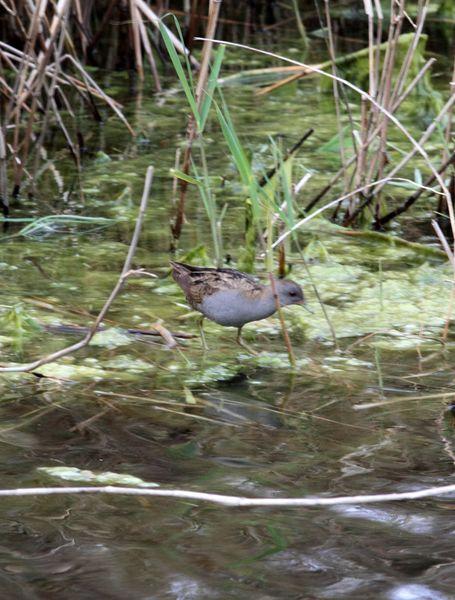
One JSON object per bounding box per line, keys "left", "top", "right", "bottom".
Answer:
{"left": 275, "top": 279, "right": 305, "bottom": 307}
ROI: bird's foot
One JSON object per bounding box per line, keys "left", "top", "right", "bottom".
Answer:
{"left": 198, "top": 318, "right": 209, "bottom": 351}
{"left": 236, "top": 337, "right": 258, "bottom": 356}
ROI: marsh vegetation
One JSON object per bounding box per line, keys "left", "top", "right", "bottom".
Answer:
{"left": 0, "top": 1, "right": 454, "bottom": 598}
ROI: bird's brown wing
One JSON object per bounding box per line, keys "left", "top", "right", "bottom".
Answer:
{"left": 170, "top": 261, "right": 262, "bottom": 307}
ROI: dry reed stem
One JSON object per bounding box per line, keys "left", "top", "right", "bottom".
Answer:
{"left": 135, "top": 0, "right": 200, "bottom": 69}
{"left": 432, "top": 220, "right": 455, "bottom": 268}
{"left": 368, "top": 0, "right": 404, "bottom": 213}
{"left": 1, "top": 1, "right": 134, "bottom": 193}
{"left": 267, "top": 272, "right": 296, "bottom": 367}
{"left": 135, "top": 4, "right": 162, "bottom": 91}
{"left": 324, "top": 0, "right": 350, "bottom": 194}
{"left": 370, "top": 93, "right": 455, "bottom": 197}
{"left": 305, "top": 57, "right": 436, "bottom": 212}
{"left": 130, "top": 0, "right": 144, "bottom": 81}
{"left": 345, "top": 93, "right": 455, "bottom": 225}
{"left": 171, "top": 0, "right": 222, "bottom": 241}
{"left": 367, "top": 1, "right": 427, "bottom": 201}
{"left": 9, "top": 0, "right": 48, "bottom": 191}
{"left": 390, "top": 1, "right": 428, "bottom": 107}
{"left": 0, "top": 44, "right": 130, "bottom": 114}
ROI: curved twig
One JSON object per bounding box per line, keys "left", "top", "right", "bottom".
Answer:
{"left": 0, "top": 482, "right": 454, "bottom": 507}
{"left": 0, "top": 166, "right": 154, "bottom": 373}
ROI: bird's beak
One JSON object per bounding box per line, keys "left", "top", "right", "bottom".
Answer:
{"left": 299, "top": 301, "right": 314, "bottom": 314}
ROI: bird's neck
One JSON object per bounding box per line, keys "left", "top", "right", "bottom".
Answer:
{"left": 257, "top": 286, "right": 280, "bottom": 317}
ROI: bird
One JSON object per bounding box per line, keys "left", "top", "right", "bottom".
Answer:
{"left": 170, "top": 260, "right": 305, "bottom": 352}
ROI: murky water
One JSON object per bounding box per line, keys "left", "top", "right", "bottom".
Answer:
{"left": 1, "top": 18, "right": 454, "bottom": 600}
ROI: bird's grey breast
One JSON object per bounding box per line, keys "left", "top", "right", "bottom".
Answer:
{"left": 198, "top": 289, "right": 275, "bottom": 327}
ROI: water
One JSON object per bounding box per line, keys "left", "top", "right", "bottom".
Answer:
{"left": 0, "top": 357, "right": 454, "bottom": 598}
{"left": 1, "top": 19, "right": 454, "bottom": 600}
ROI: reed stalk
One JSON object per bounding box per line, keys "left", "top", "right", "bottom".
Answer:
{"left": 168, "top": 0, "right": 222, "bottom": 243}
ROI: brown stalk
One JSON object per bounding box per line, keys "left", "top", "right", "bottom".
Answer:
{"left": 344, "top": 91, "right": 455, "bottom": 226}
{"left": 0, "top": 43, "right": 127, "bottom": 112}
{"left": 184, "top": 0, "right": 201, "bottom": 51}
{"left": 9, "top": 0, "right": 48, "bottom": 193}
{"left": 61, "top": 54, "right": 134, "bottom": 135}
{"left": 20, "top": 0, "right": 72, "bottom": 107}
{"left": 265, "top": 135, "right": 318, "bottom": 367}
{"left": 366, "top": 0, "right": 404, "bottom": 192}
{"left": 362, "top": 0, "right": 381, "bottom": 187}
{"left": 368, "top": 0, "right": 406, "bottom": 201}
{"left": 364, "top": 0, "right": 376, "bottom": 97}
{"left": 277, "top": 244, "right": 286, "bottom": 278}
{"left": 324, "top": 0, "right": 350, "bottom": 195}
{"left": 86, "top": 0, "right": 117, "bottom": 55}
{"left": 130, "top": 0, "right": 144, "bottom": 81}
{"left": 6, "top": 0, "right": 90, "bottom": 195}
{"left": 171, "top": 0, "right": 222, "bottom": 243}
{"left": 255, "top": 65, "right": 316, "bottom": 96}
{"left": 389, "top": 1, "right": 428, "bottom": 107}
{"left": 50, "top": 97, "right": 80, "bottom": 167}
{"left": 136, "top": 5, "right": 162, "bottom": 91}
{"left": 268, "top": 272, "right": 296, "bottom": 368}
{"left": 342, "top": 95, "right": 368, "bottom": 223}
{"left": 73, "top": 0, "right": 90, "bottom": 61}
{"left": 0, "top": 126, "right": 7, "bottom": 217}
{"left": 31, "top": 27, "right": 73, "bottom": 192}
{"left": 305, "top": 58, "right": 436, "bottom": 213}
{"left": 432, "top": 220, "right": 454, "bottom": 268}
{"left": 372, "top": 0, "right": 383, "bottom": 100}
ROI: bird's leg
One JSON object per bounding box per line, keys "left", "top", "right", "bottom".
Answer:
{"left": 198, "top": 316, "right": 208, "bottom": 351}
{"left": 236, "top": 326, "right": 257, "bottom": 355}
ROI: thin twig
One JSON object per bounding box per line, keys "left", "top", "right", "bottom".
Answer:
{"left": 0, "top": 167, "right": 154, "bottom": 373}
{"left": 0, "top": 483, "right": 454, "bottom": 507}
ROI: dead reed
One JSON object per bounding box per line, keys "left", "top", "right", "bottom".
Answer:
{"left": 0, "top": 0, "right": 199, "bottom": 204}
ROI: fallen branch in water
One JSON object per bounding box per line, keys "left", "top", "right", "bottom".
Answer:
{"left": 0, "top": 166, "right": 155, "bottom": 373}
{"left": 374, "top": 150, "right": 455, "bottom": 229}
{"left": 0, "top": 483, "right": 454, "bottom": 507}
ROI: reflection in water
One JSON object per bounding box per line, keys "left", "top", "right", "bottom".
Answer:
{"left": 388, "top": 584, "right": 449, "bottom": 600}
{"left": 0, "top": 363, "right": 454, "bottom": 598}
{"left": 331, "top": 505, "right": 435, "bottom": 535}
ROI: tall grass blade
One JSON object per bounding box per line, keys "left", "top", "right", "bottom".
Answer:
{"left": 159, "top": 22, "right": 200, "bottom": 129}
{"left": 200, "top": 45, "right": 226, "bottom": 131}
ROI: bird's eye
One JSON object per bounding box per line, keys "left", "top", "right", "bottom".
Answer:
{"left": 289, "top": 291, "right": 296, "bottom": 296}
